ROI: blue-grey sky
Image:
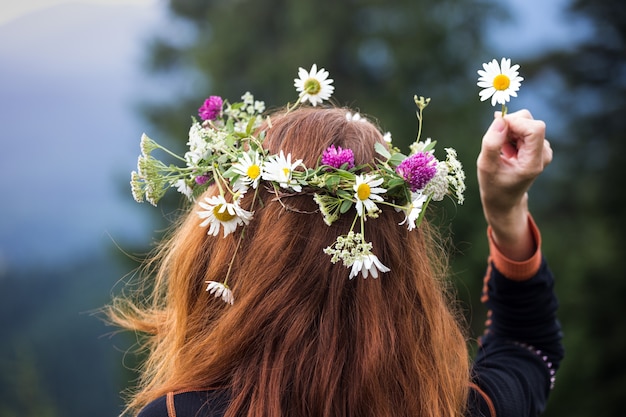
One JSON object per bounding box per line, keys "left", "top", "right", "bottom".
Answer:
{"left": 0, "top": 0, "right": 162, "bottom": 271}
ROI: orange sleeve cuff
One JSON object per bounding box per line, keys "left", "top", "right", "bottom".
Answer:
{"left": 487, "top": 214, "right": 542, "bottom": 281}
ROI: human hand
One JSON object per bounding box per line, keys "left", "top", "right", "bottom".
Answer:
{"left": 477, "top": 110, "right": 552, "bottom": 260}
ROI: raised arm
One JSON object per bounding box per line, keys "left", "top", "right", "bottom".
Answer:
{"left": 469, "top": 111, "right": 563, "bottom": 417}
{"left": 477, "top": 110, "right": 552, "bottom": 260}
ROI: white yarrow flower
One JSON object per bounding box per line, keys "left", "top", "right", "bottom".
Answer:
{"left": 353, "top": 174, "right": 386, "bottom": 217}
{"left": 444, "top": 147, "right": 466, "bottom": 205}
{"left": 261, "top": 150, "right": 304, "bottom": 192}
{"left": 477, "top": 58, "right": 524, "bottom": 106}
{"left": 424, "top": 162, "right": 449, "bottom": 202}
{"left": 197, "top": 195, "right": 253, "bottom": 237}
{"left": 186, "top": 122, "right": 212, "bottom": 165}
{"left": 294, "top": 64, "right": 335, "bottom": 106}
{"left": 206, "top": 281, "right": 234, "bottom": 305}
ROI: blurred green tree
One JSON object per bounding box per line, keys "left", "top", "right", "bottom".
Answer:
{"left": 520, "top": 0, "right": 626, "bottom": 415}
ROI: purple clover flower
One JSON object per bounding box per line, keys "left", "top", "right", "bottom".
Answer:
{"left": 195, "top": 174, "right": 210, "bottom": 185}
{"left": 198, "top": 96, "right": 223, "bottom": 121}
{"left": 321, "top": 145, "right": 355, "bottom": 170}
{"left": 396, "top": 152, "right": 437, "bottom": 192}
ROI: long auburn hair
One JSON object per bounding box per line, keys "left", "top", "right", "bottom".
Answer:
{"left": 109, "top": 107, "right": 469, "bottom": 417}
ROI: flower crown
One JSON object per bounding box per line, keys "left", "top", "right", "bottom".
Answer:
{"left": 131, "top": 64, "right": 466, "bottom": 304}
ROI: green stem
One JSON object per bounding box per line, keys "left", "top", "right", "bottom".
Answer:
{"left": 223, "top": 228, "right": 245, "bottom": 287}
{"left": 416, "top": 108, "right": 424, "bottom": 142}
{"left": 157, "top": 143, "right": 187, "bottom": 162}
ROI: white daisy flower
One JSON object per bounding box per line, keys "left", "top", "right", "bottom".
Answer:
{"left": 174, "top": 179, "right": 194, "bottom": 201}
{"left": 477, "top": 58, "right": 523, "bottom": 106}
{"left": 294, "top": 64, "right": 334, "bottom": 106}
{"left": 399, "top": 191, "right": 428, "bottom": 231}
{"left": 231, "top": 151, "right": 263, "bottom": 192}
{"left": 353, "top": 174, "right": 386, "bottom": 217}
{"left": 261, "top": 150, "right": 304, "bottom": 192}
{"left": 349, "top": 253, "right": 390, "bottom": 279}
{"left": 197, "top": 195, "right": 253, "bottom": 237}
{"left": 206, "top": 281, "right": 234, "bottom": 305}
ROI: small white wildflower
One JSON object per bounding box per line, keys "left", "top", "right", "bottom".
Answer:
{"left": 206, "top": 281, "right": 234, "bottom": 305}
{"left": 140, "top": 133, "right": 159, "bottom": 156}
{"left": 313, "top": 193, "right": 341, "bottom": 226}
{"left": 241, "top": 91, "right": 254, "bottom": 105}
{"left": 130, "top": 171, "right": 144, "bottom": 203}
{"left": 323, "top": 232, "right": 389, "bottom": 278}
{"left": 186, "top": 122, "right": 212, "bottom": 165}
{"left": 444, "top": 147, "right": 466, "bottom": 205}
{"left": 424, "top": 162, "right": 449, "bottom": 202}
{"left": 254, "top": 100, "right": 266, "bottom": 113}
{"left": 383, "top": 131, "right": 392, "bottom": 143}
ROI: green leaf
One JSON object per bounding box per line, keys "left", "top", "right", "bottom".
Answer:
{"left": 422, "top": 140, "right": 437, "bottom": 152}
{"left": 336, "top": 189, "right": 353, "bottom": 200}
{"left": 339, "top": 199, "right": 353, "bottom": 214}
{"left": 375, "top": 142, "right": 391, "bottom": 159}
{"left": 386, "top": 177, "right": 407, "bottom": 190}
{"left": 325, "top": 175, "right": 341, "bottom": 189}
{"left": 222, "top": 166, "right": 236, "bottom": 178}
{"left": 388, "top": 152, "right": 407, "bottom": 167}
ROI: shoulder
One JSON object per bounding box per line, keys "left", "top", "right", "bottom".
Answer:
{"left": 137, "top": 390, "right": 229, "bottom": 417}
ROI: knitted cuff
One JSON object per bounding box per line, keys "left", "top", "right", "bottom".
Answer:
{"left": 487, "top": 214, "right": 542, "bottom": 281}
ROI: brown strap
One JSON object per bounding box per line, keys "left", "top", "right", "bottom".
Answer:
{"left": 166, "top": 391, "right": 177, "bottom": 417}
{"left": 469, "top": 382, "right": 496, "bottom": 417}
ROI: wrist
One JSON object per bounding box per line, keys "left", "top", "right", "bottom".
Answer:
{"left": 483, "top": 195, "right": 535, "bottom": 261}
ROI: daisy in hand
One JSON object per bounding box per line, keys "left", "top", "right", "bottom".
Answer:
{"left": 477, "top": 57, "right": 523, "bottom": 114}
{"left": 294, "top": 64, "right": 334, "bottom": 106}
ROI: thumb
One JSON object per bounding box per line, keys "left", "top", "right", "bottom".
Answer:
{"left": 480, "top": 116, "right": 508, "bottom": 163}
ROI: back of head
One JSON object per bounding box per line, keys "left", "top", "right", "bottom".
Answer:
{"left": 121, "top": 106, "right": 469, "bottom": 417}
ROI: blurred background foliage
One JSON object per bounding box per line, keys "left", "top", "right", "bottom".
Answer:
{"left": 1, "top": 0, "right": 624, "bottom": 415}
